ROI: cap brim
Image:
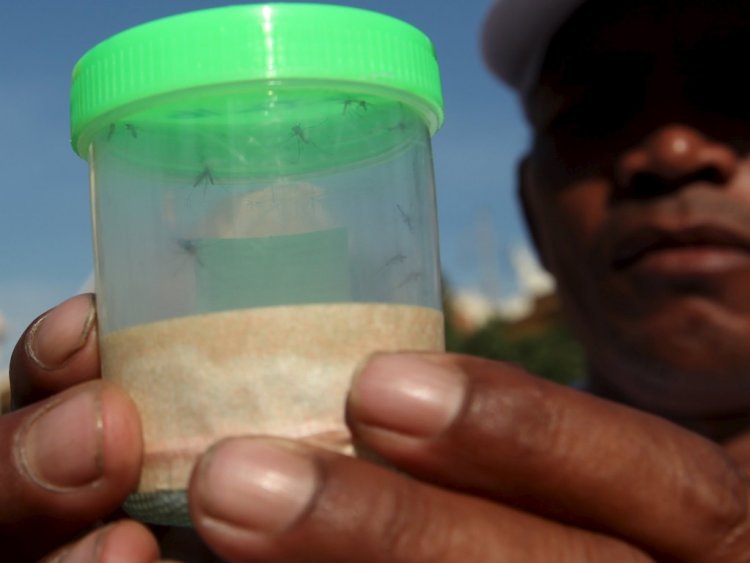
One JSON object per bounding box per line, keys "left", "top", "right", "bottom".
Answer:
{"left": 481, "top": 0, "right": 587, "bottom": 94}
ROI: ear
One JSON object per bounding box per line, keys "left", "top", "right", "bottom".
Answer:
{"left": 518, "top": 156, "right": 552, "bottom": 271}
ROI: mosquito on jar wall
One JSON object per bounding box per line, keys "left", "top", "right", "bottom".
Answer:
{"left": 176, "top": 238, "right": 205, "bottom": 268}
{"left": 342, "top": 98, "right": 370, "bottom": 115}
{"left": 193, "top": 166, "right": 215, "bottom": 189}
{"left": 107, "top": 123, "right": 138, "bottom": 141}
{"left": 287, "top": 122, "right": 327, "bottom": 163}
{"left": 396, "top": 204, "right": 415, "bottom": 234}
{"left": 395, "top": 271, "right": 423, "bottom": 290}
{"left": 166, "top": 236, "right": 207, "bottom": 279}
{"left": 185, "top": 165, "right": 216, "bottom": 202}
{"left": 378, "top": 252, "right": 407, "bottom": 273}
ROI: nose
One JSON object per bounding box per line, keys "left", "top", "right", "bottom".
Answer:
{"left": 614, "top": 124, "right": 738, "bottom": 199}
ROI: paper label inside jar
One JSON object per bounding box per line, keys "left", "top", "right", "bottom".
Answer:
{"left": 100, "top": 303, "right": 444, "bottom": 493}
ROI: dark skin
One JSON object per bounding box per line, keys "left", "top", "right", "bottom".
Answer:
{"left": 5, "top": 1, "right": 750, "bottom": 561}
{"left": 524, "top": 0, "right": 750, "bottom": 432}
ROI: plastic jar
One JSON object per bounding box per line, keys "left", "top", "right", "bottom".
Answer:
{"left": 70, "top": 3, "right": 444, "bottom": 526}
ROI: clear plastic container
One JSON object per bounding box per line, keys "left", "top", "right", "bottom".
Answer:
{"left": 71, "top": 3, "right": 444, "bottom": 526}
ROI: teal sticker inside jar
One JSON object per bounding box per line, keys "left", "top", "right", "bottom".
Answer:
{"left": 193, "top": 228, "right": 351, "bottom": 310}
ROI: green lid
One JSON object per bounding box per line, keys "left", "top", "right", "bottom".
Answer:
{"left": 70, "top": 3, "right": 444, "bottom": 157}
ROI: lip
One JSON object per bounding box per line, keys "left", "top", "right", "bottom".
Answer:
{"left": 612, "top": 224, "right": 750, "bottom": 276}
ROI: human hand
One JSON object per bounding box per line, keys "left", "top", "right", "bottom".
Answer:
{"left": 2, "top": 294, "right": 159, "bottom": 562}
{"left": 188, "top": 353, "right": 750, "bottom": 562}
{"left": 9, "top": 296, "right": 750, "bottom": 562}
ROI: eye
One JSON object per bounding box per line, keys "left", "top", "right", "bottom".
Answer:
{"left": 680, "top": 42, "right": 750, "bottom": 123}
{"left": 546, "top": 53, "right": 652, "bottom": 140}
{"left": 548, "top": 87, "right": 642, "bottom": 141}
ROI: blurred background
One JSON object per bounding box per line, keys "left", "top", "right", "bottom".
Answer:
{"left": 0, "top": 1, "right": 584, "bottom": 390}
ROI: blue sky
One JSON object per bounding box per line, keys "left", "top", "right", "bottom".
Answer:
{"left": 0, "top": 1, "right": 532, "bottom": 364}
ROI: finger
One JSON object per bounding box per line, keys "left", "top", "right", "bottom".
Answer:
{"left": 346, "top": 353, "right": 750, "bottom": 563}
{"left": 0, "top": 380, "right": 143, "bottom": 561}
{"left": 9, "top": 293, "right": 100, "bottom": 409}
{"left": 151, "top": 525, "right": 227, "bottom": 562}
{"left": 189, "top": 437, "right": 651, "bottom": 563}
{"left": 40, "top": 520, "right": 160, "bottom": 563}
{"left": 724, "top": 432, "right": 750, "bottom": 475}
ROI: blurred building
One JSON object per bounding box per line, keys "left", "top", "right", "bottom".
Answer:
{"left": 449, "top": 243, "right": 559, "bottom": 336}
{"left": 445, "top": 245, "right": 585, "bottom": 384}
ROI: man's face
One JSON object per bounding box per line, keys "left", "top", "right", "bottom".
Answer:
{"left": 523, "top": 0, "right": 750, "bottom": 413}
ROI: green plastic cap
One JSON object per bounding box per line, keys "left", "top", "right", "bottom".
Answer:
{"left": 70, "top": 3, "right": 444, "bottom": 157}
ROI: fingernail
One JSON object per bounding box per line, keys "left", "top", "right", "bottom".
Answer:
{"left": 56, "top": 525, "right": 111, "bottom": 563}
{"left": 196, "top": 438, "right": 318, "bottom": 535}
{"left": 17, "top": 388, "right": 104, "bottom": 491}
{"left": 348, "top": 353, "right": 466, "bottom": 438}
{"left": 27, "top": 294, "right": 96, "bottom": 370}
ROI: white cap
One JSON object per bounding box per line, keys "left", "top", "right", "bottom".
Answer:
{"left": 482, "top": 0, "right": 587, "bottom": 94}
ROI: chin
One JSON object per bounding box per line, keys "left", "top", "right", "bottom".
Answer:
{"left": 588, "top": 295, "right": 750, "bottom": 416}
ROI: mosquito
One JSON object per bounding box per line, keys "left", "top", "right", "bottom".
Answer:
{"left": 388, "top": 120, "right": 410, "bottom": 133}
{"left": 106, "top": 123, "right": 138, "bottom": 140}
{"left": 193, "top": 166, "right": 215, "bottom": 188}
{"left": 396, "top": 204, "right": 415, "bottom": 234}
{"left": 176, "top": 238, "right": 205, "bottom": 268}
{"left": 168, "top": 238, "right": 204, "bottom": 277}
{"left": 342, "top": 99, "right": 369, "bottom": 115}
{"left": 186, "top": 165, "right": 215, "bottom": 203}
{"left": 291, "top": 124, "right": 313, "bottom": 145}
{"left": 378, "top": 252, "right": 407, "bottom": 273}
{"left": 288, "top": 123, "right": 320, "bottom": 162}
{"left": 395, "top": 271, "right": 423, "bottom": 289}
